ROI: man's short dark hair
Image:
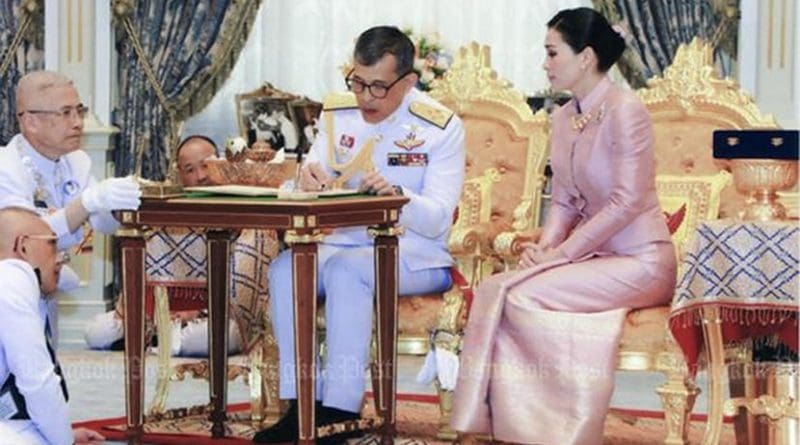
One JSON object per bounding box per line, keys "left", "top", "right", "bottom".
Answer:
{"left": 353, "top": 26, "right": 415, "bottom": 76}
{"left": 175, "top": 135, "right": 218, "bottom": 160}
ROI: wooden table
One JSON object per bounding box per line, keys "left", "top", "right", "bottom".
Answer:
{"left": 116, "top": 193, "right": 408, "bottom": 445}
{"left": 668, "top": 219, "right": 799, "bottom": 444}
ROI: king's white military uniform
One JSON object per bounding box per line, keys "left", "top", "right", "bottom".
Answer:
{"left": 0, "top": 259, "right": 72, "bottom": 445}
{"left": 269, "top": 88, "right": 465, "bottom": 412}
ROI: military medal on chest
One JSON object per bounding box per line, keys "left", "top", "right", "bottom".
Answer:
{"left": 394, "top": 123, "right": 425, "bottom": 151}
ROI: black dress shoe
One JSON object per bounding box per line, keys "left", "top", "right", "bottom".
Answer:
{"left": 315, "top": 405, "right": 363, "bottom": 445}
{"left": 253, "top": 400, "right": 325, "bottom": 443}
{"left": 252, "top": 401, "right": 362, "bottom": 444}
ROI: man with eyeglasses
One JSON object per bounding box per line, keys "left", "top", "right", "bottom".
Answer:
{"left": 0, "top": 207, "right": 105, "bottom": 444}
{"left": 0, "top": 71, "right": 141, "bottom": 338}
{"left": 255, "top": 26, "right": 465, "bottom": 444}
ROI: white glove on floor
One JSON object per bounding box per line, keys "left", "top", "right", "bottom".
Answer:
{"left": 415, "top": 346, "right": 460, "bottom": 391}
{"left": 81, "top": 176, "right": 142, "bottom": 213}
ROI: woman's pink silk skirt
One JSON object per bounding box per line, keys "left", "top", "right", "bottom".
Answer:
{"left": 450, "top": 242, "right": 676, "bottom": 444}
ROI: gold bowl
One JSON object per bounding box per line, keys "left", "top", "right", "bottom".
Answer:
{"left": 205, "top": 159, "right": 291, "bottom": 187}
{"left": 731, "top": 159, "right": 798, "bottom": 221}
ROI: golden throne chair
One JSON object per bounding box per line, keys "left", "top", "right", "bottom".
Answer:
{"left": 487, "top": 38, "right": 778, "bottom": 445}
{"left": 422, "top": 42, "right": 551, "bottom": 438}
{"left": 395, "top": 42, "right": 550, "bottom": 359}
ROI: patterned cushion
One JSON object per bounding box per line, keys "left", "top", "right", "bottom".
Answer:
{"left": 656, "top": 171, "right": 732, "bottom": 257}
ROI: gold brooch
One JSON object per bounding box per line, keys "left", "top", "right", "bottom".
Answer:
{"left": 570, "top": 102, "right": 606, "bottom": 132}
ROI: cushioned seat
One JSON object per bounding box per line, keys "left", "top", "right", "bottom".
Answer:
{"left": 621, "top": 306, "right": 672, "bottom": 350}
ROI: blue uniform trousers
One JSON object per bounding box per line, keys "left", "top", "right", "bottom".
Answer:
{"left": 269, "top": 244, "right": 451, "bottom": 412}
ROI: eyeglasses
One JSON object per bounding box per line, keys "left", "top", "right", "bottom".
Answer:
{"left": 18, "top": 104, "right": 89, "bottom": 120}
{"left": 344, "top": 70, "right": 411, "bottom": 99}
{"left": 13, "top": 234, "right": 69, "bottom": 263}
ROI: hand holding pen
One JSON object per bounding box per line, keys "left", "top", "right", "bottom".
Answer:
{"left": 298, "top": 161, "right": 332, "bottom": 191}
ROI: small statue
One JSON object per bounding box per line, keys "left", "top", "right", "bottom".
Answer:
{"left": 225, "top": 136, "right": 277, "bottom": 163}
{"left": 224, "top": 136, "right": 249, "bottom": 162}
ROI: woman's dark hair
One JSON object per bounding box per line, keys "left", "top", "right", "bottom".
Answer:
{"left": 547, "top": 7, "right": 626, "bottom": 73}
{"left": 353, "top": 26, "right": 415, "bottom": 76}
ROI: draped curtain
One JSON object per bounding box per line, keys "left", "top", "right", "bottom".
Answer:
{"left": 112, "top": 0, "right": 263, "bottom": 180}
{"left": 0, "top": 0, "right": 44, "bottom": 145}
{"left": 593, "top": 0, "right": 739, "bottom": 88}
{"left": 181, "top": 0, "right": 591, "bottom": 147}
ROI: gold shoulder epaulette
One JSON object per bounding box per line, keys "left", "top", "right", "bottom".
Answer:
{"left": 409, "top": 101, "right": 453, "bottom": 129}
{"left": 323, "top": 92, "right": 358, "bottom": 111}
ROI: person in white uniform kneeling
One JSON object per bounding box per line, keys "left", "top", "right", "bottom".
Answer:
{"left": 0, "top": 207, "right": 105, "bottom": 445}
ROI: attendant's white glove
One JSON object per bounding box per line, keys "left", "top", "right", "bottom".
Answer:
{"left": 81, "top": 177, "right": 142, "bottom": 213}
{"left": 415, "top": 346, "right": 460, "bottom": 391}
{"left": 434, "top": 347, "right": 459, "bottom": 390}
{"left": 416, "top": 349, "right": 438, "bottom": 385}
{"left": 57, "top": 264, "right": 81, "bottom": 292}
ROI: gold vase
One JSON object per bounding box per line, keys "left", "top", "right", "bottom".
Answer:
{"left": 731, "top": 159, "right": 799, "bottom": 221}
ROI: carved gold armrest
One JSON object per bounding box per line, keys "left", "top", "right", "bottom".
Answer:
{"left": 492, "top": 227, "right": 543, "bottom": 259}
{"left": 447, "top": 225, "right": 482, "bottom": 256}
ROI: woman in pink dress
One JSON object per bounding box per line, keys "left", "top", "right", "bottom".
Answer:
{"left": 450, "top": 8, "right": 677, "bottom": 445}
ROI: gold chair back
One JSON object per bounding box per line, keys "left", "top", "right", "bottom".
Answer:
{"left": 639, "top": 38, "right": 778, "bottom": 217}
{"left": 431, "top": 42, "right": 551, "bottom": 278}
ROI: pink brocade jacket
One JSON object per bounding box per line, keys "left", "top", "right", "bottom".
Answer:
{"left": 541, "top": 77, "right": 671, "bottom": 259}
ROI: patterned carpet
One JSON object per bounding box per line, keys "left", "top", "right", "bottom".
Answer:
{"left": 76, "top": 397, "right": 736, "bottom": 444}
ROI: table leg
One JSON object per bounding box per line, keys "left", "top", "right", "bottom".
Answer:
{"left": 286, "top": 232, "right": 321, "bottom": 445}
{"left": 207, "top": 230, "right": 232, "bottom": 437}
{"left": 701, "top": 306, "right": 726, "bottom": 445}
{"left": 371, "top": 228, "right": 400, "bottom": 443}
{"left": 119, "top": 229, "right": 146, "bottom": 445}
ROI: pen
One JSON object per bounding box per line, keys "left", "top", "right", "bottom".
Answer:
{"left": 293, "top": 150, "right": 304, "bottom": 191}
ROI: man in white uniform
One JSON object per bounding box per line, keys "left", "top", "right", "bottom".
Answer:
{"left": 0, "top": 70, "right": 141, "bottom": 259}
{"left": 0, "top": 71, "right": 141, "bottom": 340}
{"left": 254, "top": 26, "right": 465, "bottom": 444}
{"left": 83, "top": 136, "right": 244, "bottom": 356}
{"left": 0, "top": 207, "right": 105, "bottom": 445}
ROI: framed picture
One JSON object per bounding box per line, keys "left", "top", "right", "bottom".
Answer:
{"left": 235, "top": 83, "right": 300, "bottom": 153}
{"left": 289, "top": 97, "right": 323, "bottom": 154}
